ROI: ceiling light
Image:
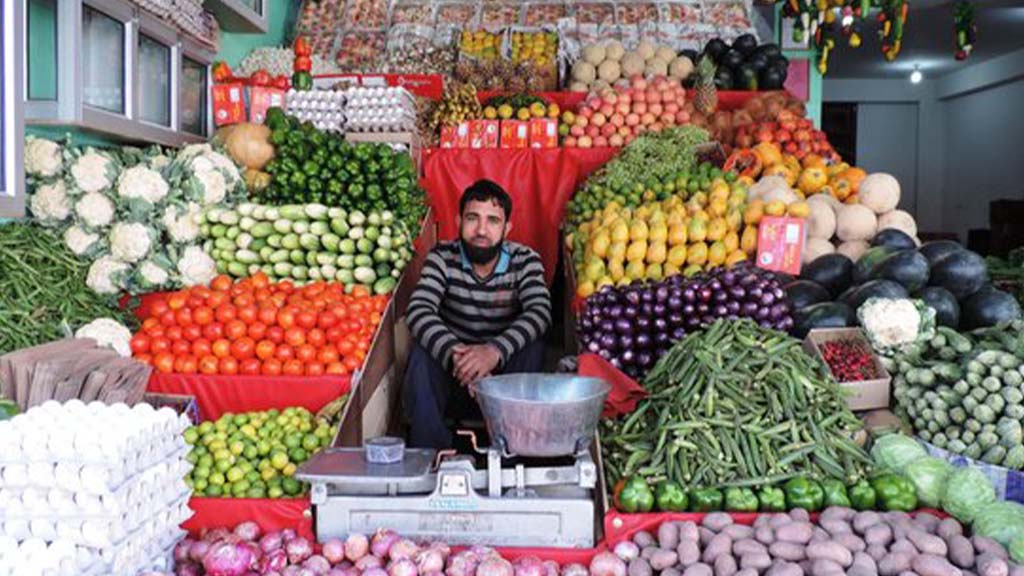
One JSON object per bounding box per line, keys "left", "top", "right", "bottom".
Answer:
{"left": 910, "top": 66, "right": 923, "bottom": 84}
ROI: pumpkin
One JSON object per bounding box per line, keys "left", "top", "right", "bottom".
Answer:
{"left": 858, "top": 172, "right": 900, "bottom": 214}
{"left": 243, "top": 168, "right": 272, "bottom": 191}
{"left": 217, "top": 122, "right": 275, "bottom": 170}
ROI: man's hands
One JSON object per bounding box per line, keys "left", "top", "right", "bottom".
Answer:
{"left": 452, "top": 343, "right": 502, "bottom": 388}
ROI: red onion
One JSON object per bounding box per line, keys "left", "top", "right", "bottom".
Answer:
{"left": 560, "top": 564, "right": 588, "bottom": 576}
{"left": 416, "top": 548, "right": 445, "bottom": 573}
{"left": 281, "top": 529, "right": 298, "bottom": 541}
{"left": 336, "top": 561, "right": 353, "bottom": 570}
{"left": 613, "top": 541, "right": 639, "bottom": 562}
{"left": 513, "top": 557, "right": 545, "bottom": 576}
{"left": 428, "top": 543, "right": 451, "bottom": 559}
{"left": 424, "top": 572, "right": 444, "bottom": 576}
{"left": 303, "top": 555, "right": 332, "bottom": 575}
{"left": 371, "top": 529, "right": 400, "bottom": 558}
{"left": 176, "top": 565, "right": 201, "bottom": 576}
{"left": 356, "top": 555, "right": 385, "bottom": 571}
{"left": 469, "top": 547, "right": 498, "bottom": 560}
{"left": 203, "top": 541, "right": 256, "bottom": 576}
{"left": 204, "top": 528, "right": 232, "bottom": 543}
{"left": 476, "top": 557, "right": 513, "bottom": 576}
{"left": 445, "top": 551, "right": 478, "bottom": 576}
{"left": 542, "top": 561, "right": 559, "bottom": 576}
{"left": 344, "top": 533, "right": 369, "bottom": 562}
{"left": 388, "top": 539, "right": 421, "bottom": 561}
{"left": 189, "top": 541, "right": 211, "bottom": 563}
{"left": 389, "top": 558, "right": 419, "bottom": 576}
{"left": 285, "top": 537, "right": 314, "bottom": 564}
{"left": 322, "top": 538, "right": 346, "bottom": 565}
{"left": 588, "top": 552, "right": 626, "bottom": 576}
{"left": 364, "top": 567, "right": 389, "bottom": 576}
{"left": 260, "top": 549, "right": 288, "bottom": 573}
{"left": 174, "top": 539, "right": 194, "bottom": 564}
{"left": 330, "top": 568, "right": 359, "bottom": 576}
{"left": 260, "top": 532, "right": 285, "bottom": 553}
{"left": 234, "top": 521, "right": 261, "bottom": 542}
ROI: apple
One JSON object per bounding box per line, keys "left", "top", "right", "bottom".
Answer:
{"left": 649, "top": 103, "right": 664, "bottom": 116}
{"left": 610, "top": 113, "right": 625, "bottom": 127}
{"left": 575, "top": 116, "right": 589, "bottom": 128}
{"left": 660, "top": 113, "right": 675, "bottom": 125}
{"left": 579, "top": 106, "right": 594, "bottom": 119}
{"left": 604, "top": 93, "right": 619, "bottom": 106}
{"left": 599, "top": 104, "right": 614, "bottom": 118}
{"left": 569, "top": 125, "right": 585, "bottom": 137}
{"left": 601, "top": 123, "right": 617, "bottom": 137}
{"left": 631, "top": 76, "right": 648, "bottom": 90}
{"left": 563, "top": 136, "right": 577, "bottom": 147}
{"left": 651, "top": 122, "right": 664, "bottom": 132}
{"left": 608, "top": 134, "right": 624, "bottom": 147}
{"left": 577, "top": 135, "right": 593, "bottom": 149}
{"left": 664, "top": 102, "right": 679, "bottom": 114}
{"left": 675, "top": 111, "right": 690, "bottom": 124}
{"left": 618, "top": 125, "right": 631, "bottom": 137}
{"left": 586, "top": 97, "right": 603, "bottom": 110}
{"left": 616, "top": 102, "right": 631, "bottom": 116}
{"left": 633, "top": 102, "right": 648, "bottom": 115}
{"left": 592, "top": 113, "right": 607, "bottom": 127}
{"left": 594, "top": 136, "right": 609, "bottom": 147}
{"left": 633, "top": 91, "right": 647, "bottom": 104}
{"left": 586, "top": 125, "right": 600, "bottom": 138}
{"left": 641, "top": 112, "right": 656, "bottom": 125}
{"left": 625, "top": 113, "right": 640, "bottom": 127}
{"left": 646, "top": 89, "right": 662, "bottom": 104}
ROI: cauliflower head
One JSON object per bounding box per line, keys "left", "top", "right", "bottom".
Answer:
{"left": 86, "top": 256, "right": 130, "bottom": 295}
{"left": 108, "top": 222, "right": 153, "bottom": 263}
{"left": 29, "top": 180, "right": 72, "bottom": 224}
{"left": 24, "top": 137, "right": 63, "bottom": 178}
{"left": 75, "top": 318, "right": 133, "bottom": 357}
{"left": 117, "top": 165, "right": 169, "bottom": 205}
{"left": 135, "top": 259, "right": 171, "bottom": 290}
{"left": 194, "top": 169, "right": 227, "bottom": 205}
{"left": 858, "top": 297, "right": 936, "bottom": 352}
{"left": 63, "top": 225, "right": 102, "bottom": 257}
{"left": 75, "top": 192, "right": 116, "bottom": 228}
{"left": 178, "top": 246, "right": 218, "bottom": 287}
{"left": 71, "top": 151, "right": 114, "bottom": 193}
{"left": 161, "top": 203, "right": 202, "bottom": 243}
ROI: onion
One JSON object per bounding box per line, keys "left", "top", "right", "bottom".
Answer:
{"left": 476, "top": 557, "right": 513, "bottom": 576}
{"left": 344, "top": 533, "right": 369, "bottom": 561}
{"left": 588, "top": 552, "right": 626, "bottom": 576}
{"left": 260, "top": 549, "right": 288, "bottom": 573}
{"left": 176, "top": 564, "right": 201, "bottom": 576}
{"left": 285, "top": 537, "right": 314, "bottom": 565}
{"left": 389, "top": 559, "right": 419, "bottom": 576}
{"left": 204, "top": 528, "right": 232, "bottom": 543}
{"left": 323, "top": 538, "right": 346, "bottom": 565}
{"left": 189, "top": 541, "right": 211, "bottom": 563}
{"left": 560, "top": 564, "right": 588, "bottom": 576}
{"left": 416, "top": 549, "right": 445, "bottom": 573}
{"left": 424, "top": 571, "right": 445, "bottom": 576}
{"left": 371, "top": 529, "right": 400, "bottom": 558}
{"left": 233, "top": 521, "right": 261, "bottom": 542}
{"left": 388, "top": 539, "right": 421, "bottom": 561}
{"left": 512, "top": 556, "right": 545, "bottom": 576}
{"left": 613, "top": 541, "right": 639, "bottom": 562}
{"left": 542, "top": 560, "right": 559, "bottom": 576}
{"left": 174, "top": 539, "right": 194, "bottom": 564}
{"left": 364, "top": 568, "right": 389, "bottom": 576}
{"left": 281, "top": 529, "right": 298, "bottom": 541}
{"left": 304, "top": 555, "right": 332, "bottom": 575}
{"left": 357, "top": 555, "right": 385, "bottom": 571}
{"left": 446, "top": 551, "right": 479, "bottom": 576}
{"left": 260, "top": 532, "right": 285, "bottom": 553}
{"left": 203, "top": 541, "right": 256, "bottom": 576}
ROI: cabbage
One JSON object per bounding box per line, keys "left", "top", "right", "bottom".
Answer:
{"left": 871, "top": 434, "right": 927, "bottom": 473}
{"left": 1010, "top": 535, "right": 1024, "bottom": 564}
{"left": 904, "top": 456, "right": 953, "bottom": 508}
{"left": 973, "top": 501, "right": 1024, "bottom": 547}
{"left": 940, "top": 466, "right": 996, "bottom": 524}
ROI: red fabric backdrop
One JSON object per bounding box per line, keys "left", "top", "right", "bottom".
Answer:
{"left": 578, "top": 353, "right": 647, "bottom": 418}
{"left": 147, "top": 373, "right": 351, "bottom": 421}
{"left": 183, "top": 497, "right": 314, "bottom": 540}
{"left": 420, "top": 147, "right": 616, "bottom": 285}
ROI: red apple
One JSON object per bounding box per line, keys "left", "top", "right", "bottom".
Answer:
{"left": 570, "top": 125, "right": 585, "bottom": 137}
{"left": 649, "top": 103, "right": 664, "bottom": 116}
{"left": 618, "top": 125, "right": 631, "bottom": 137}
{"left": 631, "top": 76, "right": 648, "bottom": 90}
{"left": 660, "top": 113, "right": 676, "bottom": 125}
{"left": 586, "top": 125, "right": 600, "bottom": 138}
{"left": 633, "top": 90, "right": 647, "bottom": 104}
{"left": 563, "top": 136, "right": 577, "bottom": 147}
{"left": 578, "top": 135, "right": 593, "bottom": 149}
{"left": 609, "top": 134, "right": 624, "bottom": 147}
{"left": 633, "top": 102, "right": 648, "bottom": 115}
{"left": 592, "top": 113, "right": 607, "bottom": 127}
{"left": 646, "top": 89, "right": 662, "bottom": 104}
{"left": 610, "top": 113, "right": 625, "bottom": 127}
{"left": 579, "top": 106, "right": 594, "bottom": 119}
{"left": 599, "top": 104, "right": 614, "bottom": 118}
{"left": 575, "top": 116, "right": 589, "bottom": 128}
{"left": 641, "top": 112, "right": 656, "bottom": 125}
{"left": 594, "top": 136, "right": 609, "bottom": 147}
{"left": 664, "top": 102, "right": 680, "bottom": 114}
{"left": 675, "top": 111, "right": 690, "bottom": 124}
{"left": 616, "top": 103, "right": 631, "bottom": 116}
{"left": 651, "top": 122, "right": 664, "bottom": 132}
{"left": 601, "top": 123, "right": 617, "bottom": 137}
{"left": 626, "top": 113, "right": 640, "bottom": 127}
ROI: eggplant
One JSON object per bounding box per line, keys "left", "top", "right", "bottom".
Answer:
{"left": 732, "top": 33, "right": 758, "bottom": 57}
{"left": 714, "top": 68, "right": 735, "bottom": 90}
{"left": 704, "top": 38, "right": 729, "bottom": 62}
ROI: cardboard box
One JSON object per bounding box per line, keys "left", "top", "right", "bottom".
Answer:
{"left": 439, "top": 125, "right": 457, "bottom": 148}
{"left": 469, "top": 120, "right": 499, "bottom": 149}
{"left": 212, "top": 83, "right": 246, "bottom": 126}
{"left": 142, "top": 393, "right": 200, "bottom": 424}
{"left": 249, "top": 86, "right": 287, "bottom": 124}
{"left": 454, "top": 121, "right": 471, "bottom": 148}
{"left": 756, "top": 216, "right": 805, "bottom": 276}
{"left": 500, "top": 120, "right": 529, "bottom": 149}
{"left": 803, "top": 328, "right": 892, "bottom": 411}
{"left": 529, "top": 118, "right": 558, "bottom": 148}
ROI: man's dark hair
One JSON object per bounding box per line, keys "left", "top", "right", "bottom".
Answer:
{"left": 459, "top": 179, "right": 512, "bottom": 220}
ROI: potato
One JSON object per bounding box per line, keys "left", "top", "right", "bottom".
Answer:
{"left": 771, "top": 515, "right": 795, "bottom": 529}
{"left": 836, "top": 534, "right": 867, "bottom": 554}
{"left": 854, "top": 512, "right": 884, "bottom": 535}
{"left": 629, "top": 558, "right": 654, "bottom": 576}
{"left": 740, "top": 553, "right": 772, "bottom": 572}
{"left": 756, "top": 527, "right": 775, "bottom": 546}
{"left": 766, "top": 562, "right": 803, "bottom": 576}
{"left": 849, "top": 563, "right": 880, "bottom": 576}
{"left": 897, "top": 572, "right": 920, "bottom": 576}
{"left": 821, "top": 519, "right": 853, "bottom": 537}
{"left": 683, "top": 564, "right": 713, "bottom": 576}
{"left": 634, "top": 531, "right": 656, "bottom": 548}
{"left": 714, "top": 554, "right": 738, "bottom": 576}
{"left": 651, "top": 550, "right": 680, "bottom": 571}
{"left": 821, "top": 507, "right": 856, "bottom": 523}
{"left": 642, "top": 547, "right": 658, "bottom": 560}
{"left": 777, "top": 523, "right": 814, "bottom": 544}
{"left": 907, "top": 531, "right": 947, "bottom": 556}
{"left": 866, "top": 525, "right": 894, "bottom": 548}
{"left": 811, "top": 559, "right": 846, "bottom": 576}
{"left": 734, "top": 570, "right": 758, "bottom": 576}
{"left": 723, "top": 525, "right": 754, "bottom": 541}
{"left": 660, "top": 523, "right": 681, "bottom": 550}
{"left": 703, "top": 513, "right": 734, "bottom": 532}
{"left": 790, "top": 509, "right": 811, "bottom": 523}
{"left": 677, "top": 541, "right": 701, "bottom": 567}
{"left": 891, "top": 540, "right": 917, "bottom": 555}
{"left": 936, "top": 519, "right": 963, "bottom": 542}
{"left": 753, "top": 516, "right": 771, "bottom": 530}
{"left": 976, "top": 554, "right": 1009, "bottom": 576}
{"left": 812, "top": 529, "right": 832, "bottom": 544}
{"left": 735, "top": 539, "right": 768, "bottom": 557}
{"left": 769, "top": 542, "right": 806, "bottom": 562}
{"left": 703, "top": 534, "right": 733, "bottom": 564}
{"left": 808, "top": 542, "right": 854, "bottom": 567}
{"left": 679, "top": 522, "right": 700, "bottom": 543}
{"left": 912, "top": 554, "right": 963, "bottom": 576}
{"left": 663, "top": 569, "right": 682, "bottom": 576}
{"left": 948, "top": 536, "right": 974, "bottom": 569}
{"left": 972, "top": 537, "right": 1008, "bottom": 560}
{"left": 852, "top": 552, "right": 879, "bottom": 573}
{"left": 867, "top": 546, "right": 889, "bottom": 563}
{"left": 878, "top": 553, "right": 914, "bottom": 576}
{"left": 1007, "top": 567, "right": 1024, "bottom": 576}
{"left": 700, "top": 528, "right": 717, "bottom": 547}
{"left": 914, "top": 513, "right": 941, "bottom": 533}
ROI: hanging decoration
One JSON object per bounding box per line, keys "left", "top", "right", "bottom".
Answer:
{"left": 878, "top": 0, "right": 909, "bottom": 61}
{"left": 953, "top": 0, "right": 976, "bottom": 60}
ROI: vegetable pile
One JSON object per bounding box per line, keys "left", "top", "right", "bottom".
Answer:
{"left": 260, "top": 108, "right": 426, "bottom": 232}
{"left": 0, "top": 222, "right": 136, "bottom": 354}
{"left": 603, "top": 508, "right": 1024, "bottom": 576}
{"left": 201, "top": 202, "right": 413, "bottom": 294}
{"left": 184, "top": 407, "right": 334, "bottom": 498}
{"left": 130, "top": 273, "right": 386, "bottom": 376}
{"left": 579, "top": 265, "right": 790, "bottom": 378}
{"left": 601, "top": 318, "right": 870, "bottom": 491}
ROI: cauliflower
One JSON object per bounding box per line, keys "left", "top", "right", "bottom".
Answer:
{"left": 161, "top": 203, "right": 202, "bottom": 243}
{"left": 75, "top": 318, "right": 133, "bottom": 357}
{"left": 63, "top": 225, "right": 101, "bottom": 256}
{"left": 178, "top": 143, "right": 213, "bottom": 160}
{"left": 75, "top": 192, "right": 115, "bottom": 228}
{"left": 29, "top": 180, "right": 71, "bottom": 224}
{"left": 194, "top": 169, "right": 227, "bottom": 205}
{"left": 858, "top": 297, "right": 936, "bottom": 353}
{"left": 135, "top": 259, "right": 170, "bottom": 290}
{"left": 206, "top": 151, "right": 242, "bottom": 186}
{"left": 70, "top": 151, "right": 114, "bottom": 193}
{"left": 177, "top": 246, "right": 218, "bottom": 287}
{"left": 108, "top": 222, "right": 153, "bottom": 263}
{"left": 86, "top": 256, "right": 130, "bottom": 295}
{"left": 24, "top": 138, "right": 63, "bottom": 177}
{"left": 148, "top": 154, "right": 172, "bottom": 171}
{"left": 117, "top": 165, "right": 169, "bottom": 205}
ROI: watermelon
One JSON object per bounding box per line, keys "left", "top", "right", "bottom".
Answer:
{"left": 784, "top": 280, "right": 831, "bottom": 311}
{"left": 871, "top": 249, "right": 931, "bottom": 292}
{"left": 961, "top": 288, "right": 1022, "bottom": 330}
{"left": 918, "top": 240, "right": 963, "bottom": 266}
{"left": 840, "top": 279, "right": 909, "bottom": 311}
{"left": 872, "top": 229, "right": 917, "bottom": 251}
{"left": 853, "top": 246, "right": 897, "bottom": 284}
{"left": 792, "top": 302, "right": 856, "bottom": 338}
{"left": 914, "top": 286, "right": 961, "bottom": 328}
{"left": 800, "top": 254, "right": 853, "bottom": 297}
{"left": 928, "top": 250, "right": 989, "bottom": 301}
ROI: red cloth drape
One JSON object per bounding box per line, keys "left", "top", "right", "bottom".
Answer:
{"left": 183, "top": 497, "right": 314, "bottom": 540}
{"left": 578, "top": 353, "right": 647, "bottom": 419}
{"left": 420, "top": 147, "right": 617, "bottom": 285}
{"left": 147, "top": 373, "right": 351, "bottom": 421}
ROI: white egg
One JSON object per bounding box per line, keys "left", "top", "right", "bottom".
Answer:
{"left": 54, "top": 521, "right": 81, "bottom": 542}
{"left": 29, "top": 519, "right": 55, "bottom": 540}
{"left": 73, "top": 492, "right": 102, "bottom": 514}
{"left": 4, "top": 519, "right": 29, "bottom": 540}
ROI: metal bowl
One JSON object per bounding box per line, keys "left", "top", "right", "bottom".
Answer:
{"left": 474, "top": 374, "right": 611, "bottom": 457}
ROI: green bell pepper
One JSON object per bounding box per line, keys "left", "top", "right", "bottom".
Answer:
{"left": 784, "top": 477, "right": 825, "bottom": 512}
{"left": 292, "top": 71, "right": 313, "bottom": 91}
{"left": 724, "top": 487, "right": 759, "bottom": 512}
{"left": 821, "top": 478, "right": 852, "bottom": 508}
{"left": 654, "top": 481, "right": 688, "bottom": 512}
{"left": 614, "top": 477, "right": 654, "bottom": 513}
{"left": 871, "top": 474, "right": 918, "bottom": 512}
{"left": 849, "top": 480, "right": 877, "bottom": 511}
{"left": 689, "top": 488, "right": 724, "bottom": 512}
{"left": 757, "top": 486, "right": 787, "bottom": 512}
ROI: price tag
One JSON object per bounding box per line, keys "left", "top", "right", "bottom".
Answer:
{"left": 755, "top": 216, "right": 806, "bottom": 276}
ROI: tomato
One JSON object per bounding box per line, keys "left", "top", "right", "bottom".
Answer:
{"left": 191, "top": 339, "right": 212, "bottom": 358}
{"left": 172, "top": 340, "right": 192, "bottom": 357}
{"left": 142, "top": 318, "right": 161, "bottom": 333}
{"left": 305, "top": 362, "right": 325, "bottom": 376}
{"left": 149, "top": 336, "right": 171, "bottom": 355}
{"left": 283, "top": 360, "right": 305, "bottom": 376}
{"left": 164, "top": 326, "right": 183, "bottom": 341}
{"left": 149, "top": 299, "right": 170, "bottom": 318}
{"left": 230, "top": 337, "right": 256, "bottom": 359}
{"left": 284, "top": 328, "right": 306, "bottom": 347}
{"left": 193, "top": 306, "right": 214, "bottom": 326}
{"left": 337, "top": 338, "right": 355, "bottom": 356}
{"left": 296, "top": 344, "right": 318, "bottom": 364}
{"left": 153, "top": 353, "right": 176, "bottom": 374}
{"left": 212, "top": 339, "right": 232, "bottom": 359}
{"left": 266, "top": 326, "right": 285, "bottom": 344}
{"left": 135, "top": 353, "right": 153, "bottom": 365}
{"left": 258, "top": 306, "right": 277, "bottom": 326}
{"left": 261, "top": 359, "right": 283, "bottom": 376}
{"left": 317, "top": 312, "right": 339, "bottom": 329}
{"left": 307, "top": 328, "right": 326, "bottom": 348}
{"left": 183, "top": 324, "right": 203, "bottom": 342}
{"left": 234, "top": 293, "right": 255, "bottom": 308}
{"left": 160, "top": 311, "right": 177, "bottom": 327}
{"left": 225, "top": 320, "right": 248, "bottom": 340}
{"left": 215, "top": 304, "right": 237, "bottom": 323}
{"left": 199, "top": 355, "right": 219, "bottom": 375}
{"left": 274, "top": 345, "right": 295, "bottom": 361}
{"left": 207, "top": 292, "right": 228, "bottom": 308}
{"left": 325, "top": 362, "right": 347, "bottom": 375}
{"left": 238, "top": 305, "right": 258, "bottom": 324}
{"left": 317, "top": 346, "right": 339, "bottom": 364}
{"left": 130, "top": 334, "right": 151, "bottom": 354}
{"left": 211, "top": 275, "right": 233, "bottom": 292}
{"left": 239, "top": 358, "right": 261, "bottom": 375}
{"left": 202, "top": 322, "right": 225, "bottom": 341}
{"left": 277, "top": 309, "right": 296, "bottom": 329}
{"left": 174, "top": 356, "right": 198, "bottom": 374}
{"left": 255, "top": 340, "right": 276, "bottom": 360}
{"left": 296, "top": 311, "right": 317, "bottom": 330}
{"left": 175, "top": 308, "right": 194, "bottom": 326}
{"left": 343, "top": 356, "right": 362, "bottom": 372}
{"left": 325, "top": 327, "right": 344, "bottom": 343}
{"left": 350, "top": 285, "right": 370, "bottom": 298}
{"left": 167, "top": 294, "right": 188, "bottom": 310}
{"left": 187, "top": 297, "right": 204, "bottom": 310}
{"left": 218, "top": 357, "right": 239, "bottom": 375}
{"left": 247, "top": 322, "right": 267, "bottom": 341}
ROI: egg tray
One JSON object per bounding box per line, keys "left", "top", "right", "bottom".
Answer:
{"left": 76, "top": 528, "right": 185, "bottom": 576}
{"left": 0, "top": 432, "right": 186, "bottom": 468}
{"left": 0, "top": 478, "right": 191, "bottom": 523}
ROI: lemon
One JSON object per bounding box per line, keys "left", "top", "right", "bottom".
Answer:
{"left": 498, "top": 104, "right": 514, "bottom": 119}
{"left": 584, "top": 259, "right": 606, "bottom": 282}
{"left": 688, "top": 218, "right": 707, "bottom": 243}
{"left": 608, "top": 241, "right": 627, "bottom": 263}
{"left": 626, "top": 240, "right": 648, "bottom": 262}
{"left": 648, "top": 222, "right": 668, "bottom": 243}
{"left": 625, "top": 260, "right": 646, "bottom": 280}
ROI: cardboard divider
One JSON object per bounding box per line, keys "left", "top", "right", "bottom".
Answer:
{"left": 803, "top": 327, "right": 892, "bottom": 411}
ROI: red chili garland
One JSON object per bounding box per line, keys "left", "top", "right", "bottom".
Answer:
{"left": 820, "top": 339, "right": 879, "bottom": 382}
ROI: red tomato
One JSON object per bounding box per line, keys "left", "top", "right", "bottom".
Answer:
{"left": 258, "top": 306, "right": 277, "bottom": 326}
{"left": 277, "top": 309, "right": 296, "bottom": 329}
{"left": 215, "top": 304, "right": 237, "bottom": 323}
{"left": 325, "top": 362, "right": 347, "bottom": 375}
{"left": 230, "top": 337, "right": 256, "bottom": 359}
{"left": 175, "top": 308, "right": 194, "bottom": 326}
{"left": 167, "top": 294, "right": 187, "bottom": 310}
{"left": 274, "top": 345, "right": 295, "bottom": 361}
{"left": 174, "top": 356, "right": 198, "bottom": 374}
{"left": 261, "top": 359, "right": 283, "bottom": 376}
{"left": 225, "top": 320, "right": 248, "bottom": 340}
{"left": 337, "top": 338, "right": 355, "bottom": 356}
{"left": 202, "top": 322, "right": 224, "bottom": 341}
{"left": 296, "top": 344, "right": 317, "bottom": 364}
{"left": 211, "top": 275, "right": 233, "bottom": 292}
{"left": 160, "top": 311, "right": 177, "bottom": 327}
{"left": 251, "top": 272, "right": 270, "bottom": 289}
{"left": 305, "top": 362, "right": 325, "bottom": 376}
{"left": 283, "top": 360, "right": 305, "bottom": 376}
{"left": 135, "top": 353, "right": 153, "bottom": 365}
{"left": 149, "top": 300, "right": 170, "bottom": 318}
{"left": 247, "top": 322, "right": 267, "bottom": 341}
{"left": 317, "top": 346, "right": 339, "bottom": 364}
{"left": 183, "top": 324, "right": 203, "bottom": 342}
{"left": 207, "top": 292, "right": 228, "bottom": 308}
{"left": 238, "top": 305, "right": 258, "bottom": 324}
{"left": 150, "top": 337, "right": 171, "bottom": 355}
{"left": 153, "top": 353, "right": 176, "bottom": 373}
{"left": 142, "top": 318, "right": 161, "bottom": 333}
{"left": 255, "top": 340, "right": 276, "bottom": 360}
{"left": 172, "top": 340, "right": 191, "bottom": 357}
{"left": 317, "top": 312, "right": 338, "bottom": 329}
{"left": 193, "top": 306, "right": 214, "bottom": 326}
{"left": 187, "top": 297, "right": 204, "bottom": 310}
{"left": 218, "top": 357, "right": 239, "bottom": 375}
{"left": 239, "top": 358, "right": 261, "bottom": 375}
{"left": 212, "top": 339, "right": 231, "bottom": 359}
{"left": 296, "top": 311, "right": 317, "bottom": 330}
{"left": 343, "top": 356, "right": 361, "bottom": 372}
{"left": 130, "top": 334, "right": 151, "bottom": 354}
{"left": 266, "top": 326, "right": 285, "bottom": 344}
{"left": 199, "top": 355, "right": 219, "bottom": 375}
{"left": 284, "top": 328, "right": 306, "bottom": 347}
{"left": 165, "top": 326, "right": 184, "bottom": 341}
{"left": 191, "top": 339, "right": 212, "bottom": 358}
{"left": 307, "top": 328, "right": 326, "bottom": 348}
{"left": 234, "top": 294, "right": 255, "bottom": 308}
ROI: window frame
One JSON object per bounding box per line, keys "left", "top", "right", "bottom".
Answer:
{"left": 1, "top": 0, "right": 26, "bottom": 218}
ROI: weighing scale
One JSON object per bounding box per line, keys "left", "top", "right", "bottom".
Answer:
{"left": 297, "top": 374, "right": 610, "bottom": 548}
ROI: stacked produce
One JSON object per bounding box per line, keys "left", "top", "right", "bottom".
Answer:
{"left": 684, "top": 92, "right": 808, "bottom": 154}
{"left": 818, "top": 337, "right": 885, "bottom": 383}
{"left": 482, "top": 94, "right": 561, "bottom": 122}
{"left": 562, "top": 76, "right": 691, "bottom": 149}
{"left": 731, "top": 113, "right": 840, "bottom": 163}
{"left": 428, "top": 82, "right": 483, "bottom": 135}
{"left": 579, "top": 266, "right": 791, "bottom": 378}
{"left": 345, "top": 86, "right": 418, "bottom": 133}
{"left": 601, "top": 318, "right": 867, "bottom": 492}
{"left": 0, "top": 401, "right": 191, "bottom": 574}
{"left": 260, "top": 108, "right": 426, "bottom": 233}
{"left": 0, "top": 222, "right": 136, "bottom": 355}
{"left": 129, "top": 273, "right": 387, "bottom": 376}
{"left": 23, "top": 138, "right": 243, "bottom": 294}
{"left": 183, "top": 407, "right": 335, "bottom": 498}
{"left": 201, "top": 202, "right": 413, "bottom": 293}
{"left": 285, "top": 89, "right": 347, "bottom": 132}
{"left": 510, "top": 30, "right": 559, "bottom": 90}
{"left": 568, "top": 40, "right": 694, "bottom": 93}
{"left": 694, "top": 35, "right": 789, "bottom": 92}
{"left": 455, "top": 50, "right": 549, "bottom": 92}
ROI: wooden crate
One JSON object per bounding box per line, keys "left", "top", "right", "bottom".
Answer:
{"left": 803, "top": 328, "right": 892, "bottom": 411}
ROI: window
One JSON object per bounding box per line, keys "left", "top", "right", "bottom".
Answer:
{"left": 81, "top": 5, "right": 124, "bottom": 114}
{"left": 26, "top": 0, "right": 57, "bottom": 101}
{"left": 180, "top": 56, "right": 208, "bottom": 137}
{"left": 1, "top": 0, "right": 25, "bottom": 217}
{"left": 138, "top": 34, "right": 170, "bottom": 126}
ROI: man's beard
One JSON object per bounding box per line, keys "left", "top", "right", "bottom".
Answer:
{"left": 461, "top": 237, "right": 503, "bottom": 264}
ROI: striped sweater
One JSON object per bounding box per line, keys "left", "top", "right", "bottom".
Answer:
{"left": 406, "top": 240, "right": 551, "bottom": 369}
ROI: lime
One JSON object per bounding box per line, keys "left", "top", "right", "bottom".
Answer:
{"left": 267, "top": 409, "right": 280, "bottom": 417}
{"left": 268, "top": 486, "right": 284, "bottom": 499}
{"left": 284, "top": 434, "right": 302, "bottom": 449}
{"left": 214, "top": 420, "right": 229, "bottom": 433}
{"left": 215, "top": 458, "right": 233, "bottom": 473}
{"left": 233, "top": 414, "right": 249, "bottom": 426}
{"left": 197, "top": 421, "right": 214, "bottom": 435}
{"left": 282, "top": 478, "right": 302, "bottom": 496}
{"left": 270, "top": 452, "right": 289, "bottom": 470}
{"left": 193, "top": 465, "right": 211, "bottom": 479}
{"left": 302, "top": 435, "right": 320, "bottom": 452}
{"left": 257, "top": 440, "right": 272, "bottom": 456}
{"left": 261, "top": 467, "right": 277, "bottom": 481}
{"left": 186, "top": 452, "right": 200, "bottom": 465}
{"left": 183, "top": 428, "right": 199, "bottom": 444}
{"left": 232, "top": 480, "right": 250, "bottom": 496}
{"left": 283, "top": 463, "right": 297, "bottom": 477}
{"left": 288, "top": 448, "right": 308, "bottom": 463}
{"left": 244, "top": 445, "right": 259, "bottom": 460}
{"left": 208, "top": 440, "right": 227, "bottom": 453}
{"left": 213, "top": 448, "right": 231, "bottom": 462}
{"left": 268, "top": 476, "right": 283, "bottom": 488}
{"left": 194, "top": 478, "right": 209, "bottom": 492}
{"left": 198, "top": 454, "right": 214, "bottom": 469}
{"left": 239, "top": 461, "right": 254, "bottom": 474}
{"left": 226, "top": 466, "right": 245, "bottom": 483}
{"left": 247, "top": 487, "right": 266, "bottom": 499}
{"left": 257, "top": 458, "right": 271, "bottom": 471}
{"left": 207, "top": 485, "right": 223, "bottom": 497}
{"left": 240, "top": 424, "right": 257, "bottom": 438}
{"left": 246, "top": 470, "right": 261, "bottom": 484}
{"left": 209, "top": 472, "right": 226, "bottom": 486}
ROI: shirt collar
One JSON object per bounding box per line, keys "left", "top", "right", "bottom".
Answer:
{"left": 459, "top": 242, "right": 511, "bottom": 275}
